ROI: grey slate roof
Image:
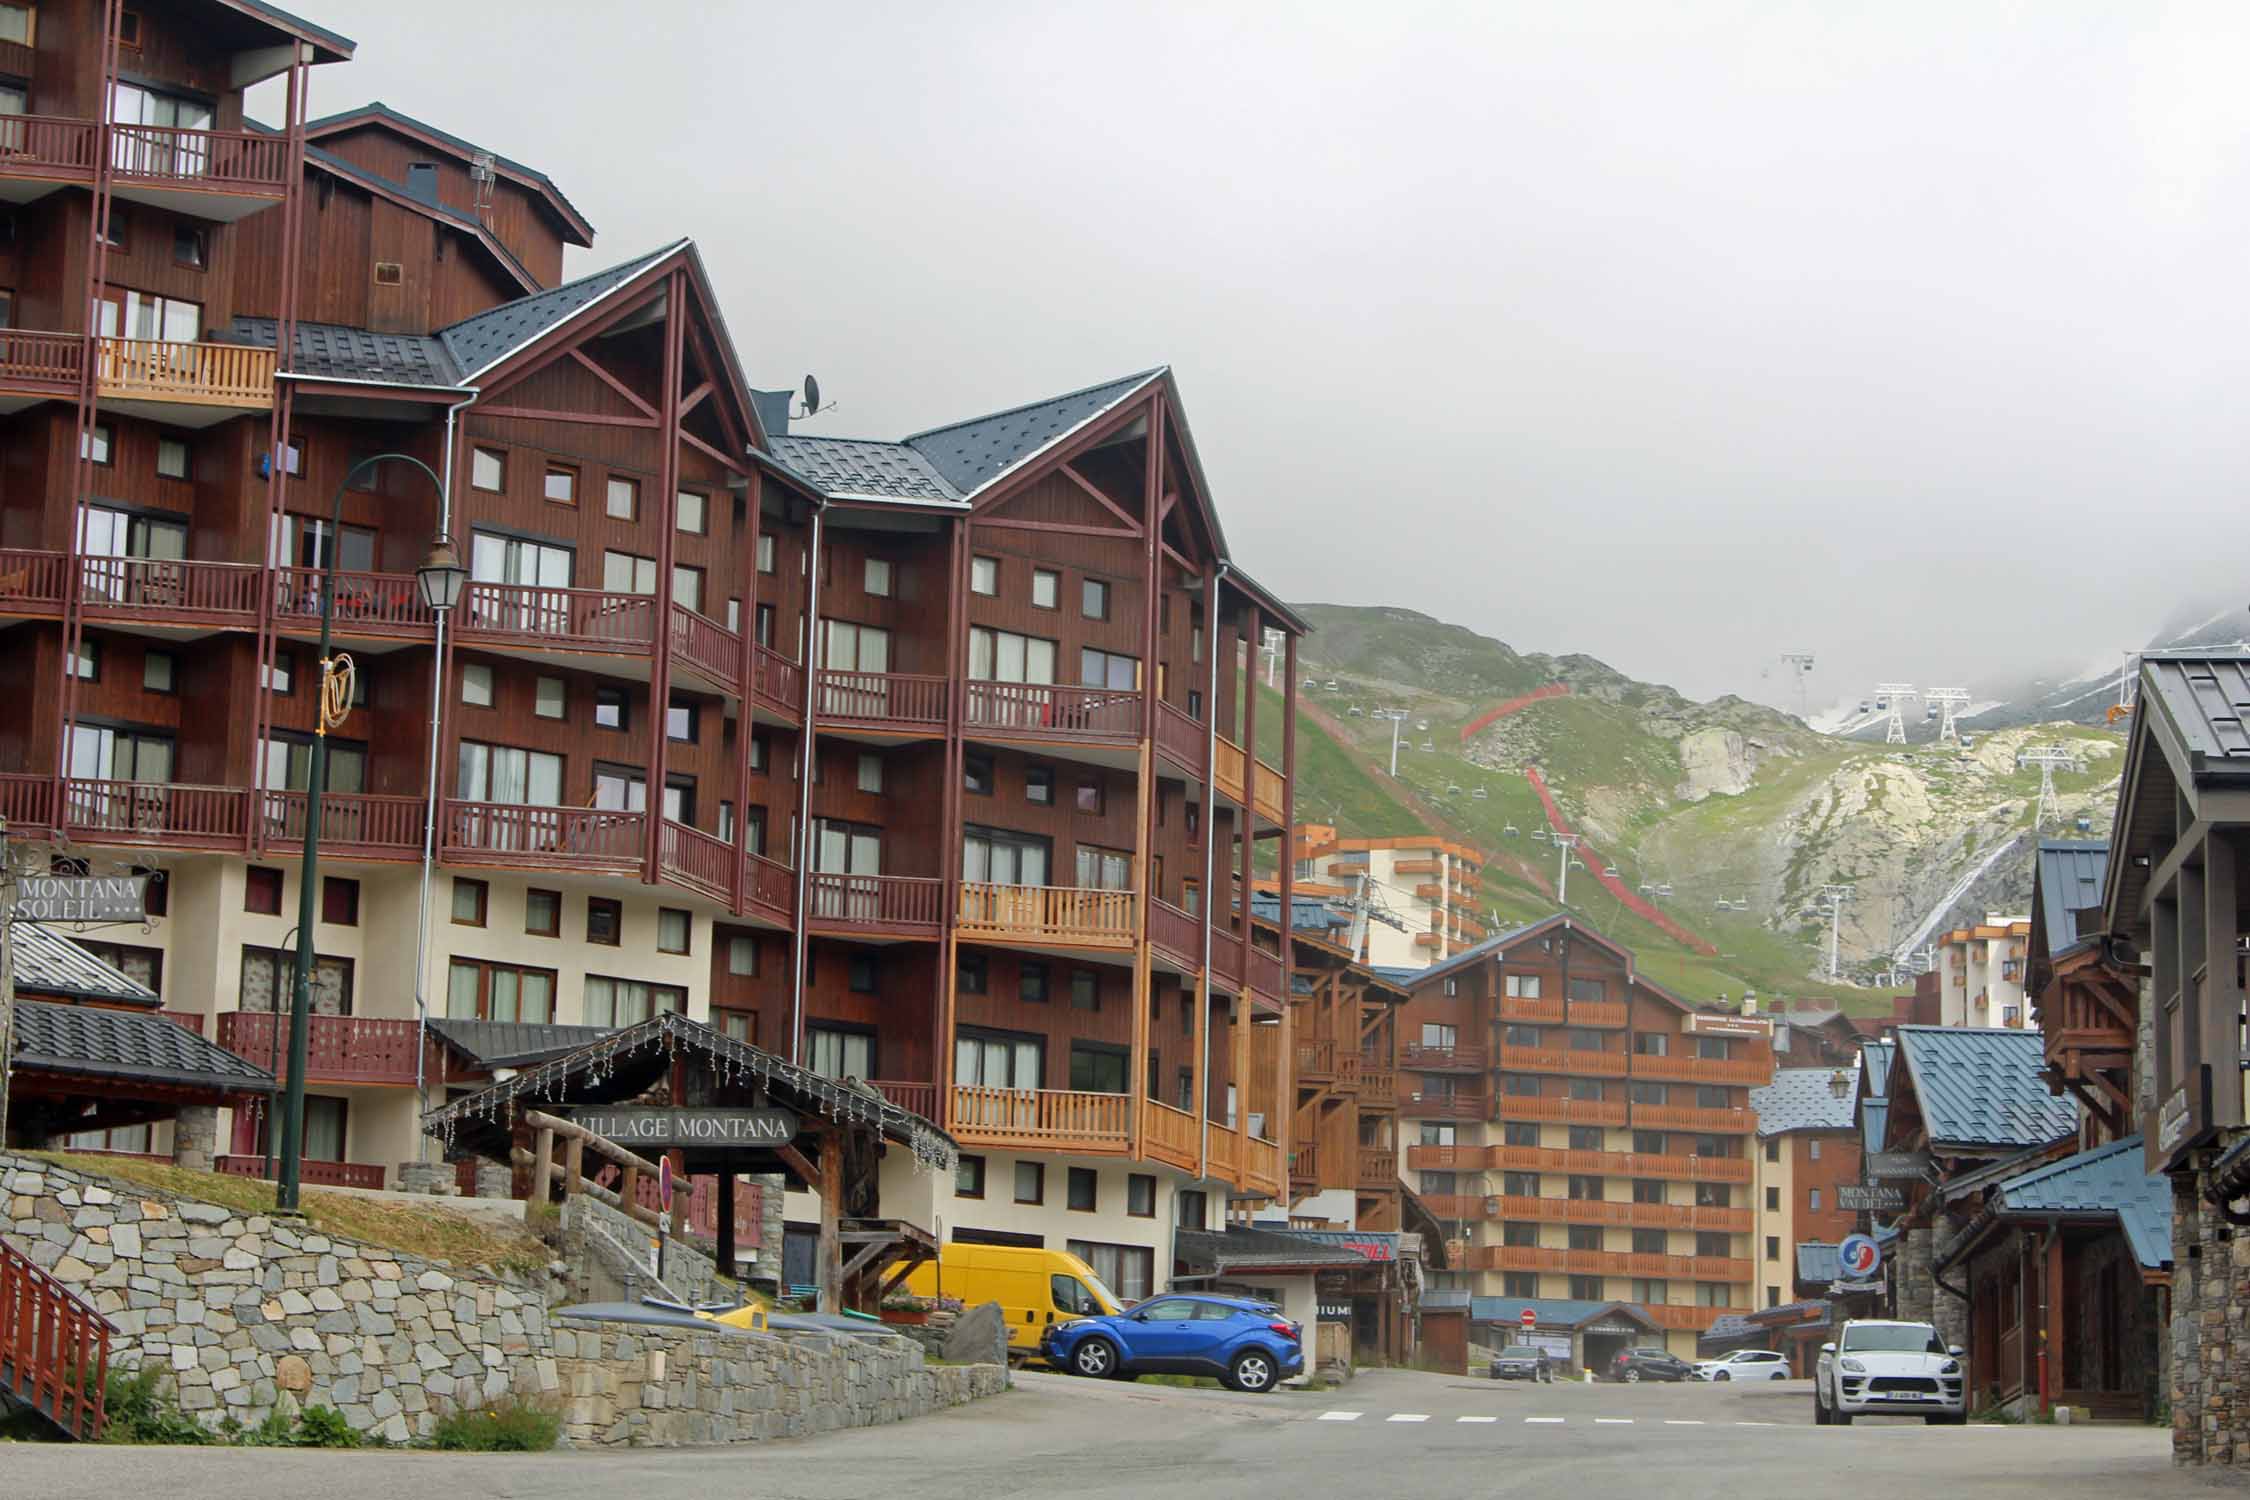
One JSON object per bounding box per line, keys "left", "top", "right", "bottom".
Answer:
{"left": 1467, "top": 1297, "right": 1660, "bottom": 1329}
{"left": 1751, "top": 1064, "right": 1860, "bottom": 1137}
{"left": 1797, "top": 1242, "right": 1841, "bottom": 1285}
{"left": 2139, "top": 653, "right": 2250, "bottom": 779}
{"left": 1993, "top": 1135, "right": 2172, "bottom": 1269}
{"left": 768, "top": 436, "right": 962, "bottom": 504}
{"left": 225, "top": 317, "right": 460, "bottom": 387}
{"left": 441, "top": 242, "right": 680, "bottom": 378}
{"left": 425, "top": 1018, "right": 612, "bottom": 1070}
{"left": 1892, "top": 1025, "right": 2077, "bottom": 1151}
{"left": 905, "top": 370, "right": 1163, "bottom": 496}
{"left": 229, "top": 0, "right": 355, "bottom": 54}
{"left": 1177, "top": 1225, "right": 1370, "bottom": 1272}
{"left": 1700, "top": 1312, "right": 1759, "bottom": 1345}
{"left": 301, "top": 144, "right": 537, "bottom": 289}
{"left": 1861, "top": 1039, "right": 1895, "bottom": 1097}
{"left": 1409, "top": 912, "right": 1637, "bottom": 988}
{"left": 1249, "top": 894, "right": 1348, "bottom": 934}
{"left": 2035, "top": 841, "right": 2110, "bottom": 960}
{"left": 11, "top": 923, "right": 158, "bottom": 1005}
{"left": 304, "top": 102, "right": 590, "bottom": 238}
{"left": 10, "top": 999, "right": 275, "bottom": 1094}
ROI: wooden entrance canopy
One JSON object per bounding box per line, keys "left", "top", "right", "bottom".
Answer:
{"left": 421, "top": 1012, "right": 954, "bottom": 1311}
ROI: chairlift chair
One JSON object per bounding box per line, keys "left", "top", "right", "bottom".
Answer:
{"left": 1602, "top": 866, "right": 1619, "bottom": 878}
{"left": 1925, "top": 704, "right": 1939, "bottom": 721}
{"left": 1420, "top": 739, "right": 1435, "bottom": 752}
{"left": 1714, "top": 898, "right": 1730, "bottom": 910}
{"left": 1532, "top": 829, "right": 1550, "bottom": 844}
{"left": 2075, "top": 815, "right": 2093, "bottom": 832}
{"left": 1325, "top": 678, "right": 1340, "bottom": 691}
{"left": 1417, "top": 720, "right": 1429, "bottom": 732}
{"left": 1857, "top": 700, "right": 1871, "bottom": 714}
{"left": 1731, "top": 899, "right": 1750, "bottom": 912}
{"left": 1302, "top": 677, "right": 1318, "bottom": 691}
{"left": 1638, "top": 883, "right": 1654, "bottom": 895}
{"left": 1503, "top": 823, "right": 1520, "bottom": 838}
{"left": 1570, "top": 859, "right": 1586, "bottom": 872}
{"left": 1472, "top": 786, "right": 1488, "bottom": 801}
{"left": 1655, "top": 883, "right": 1673, "bottom": 897}
{"left": 1446, "top": 783, "right": 1462, "bottom": 796}
{"left": 1875, "top": 698, "right": 1889, "bottom": 711}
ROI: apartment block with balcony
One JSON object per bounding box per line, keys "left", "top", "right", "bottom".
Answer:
{"left": 1292, "top": 826, "right": 1486, "bottom": 965}
{"left": 1747, "top": 1063, "right": 1863, "bottom": 1317}
{"left": 1388, "top": 914, "right": 1776, "bottom": 1358}
{"left": 1930, "top": 916, "right": 2032, "bottom": 1028}
{"left": 0, "top": 5, "right": 1312, "bottom": 1279}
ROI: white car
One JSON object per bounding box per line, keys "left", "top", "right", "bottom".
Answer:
{"left": 1814, "top": 1319, "right": 1967, "bottom": 1425}
{"left": 1693, "top": 1349, "right": 1791, "bottom": 1382}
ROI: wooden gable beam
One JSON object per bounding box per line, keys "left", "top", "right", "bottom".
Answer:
{"left": 474, "top": 405, "right": 659, "bottom": 429}
{"left": 570, "top": 347, "right": 659, "bottom": 419}
{"left": 681, "top": 381, "right": 713, "bottom": 419}
{"left": 681, "top": 427, "right": 751, "bottom": 478}
{"left": 1058, "top": 462, "right": 1146, "bottom": 536}
{"left": 977, "top": 517, "right": 1142, "bottom": 539}
{"left": 970, "top": 386, "right": 1163, "bottom": 516}
{"left": 472, "top": 269, "right": 674, "bottom": 405}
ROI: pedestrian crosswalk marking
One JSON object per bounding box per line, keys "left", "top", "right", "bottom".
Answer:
{"left": 1387, "top": 1414, "right": 1429, "bottom": 1423}
{"left": 1525, "top": 1416, "right": 1565, "bottom": 1424}
{"left": 1457, "top": 1415, "right": 1498, "bottom": 1423}
{"left": 1664, "top": 1419, "right": 1705, "bottom": 1425}
{"left": 1317, "top": 1411, "right": 1362, "bottom": 1422}
{"left": 1595, "top": 1417, "right": 1633, "bottom": 1424}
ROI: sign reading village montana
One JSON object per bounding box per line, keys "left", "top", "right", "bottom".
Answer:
{"left": 570, "top": 1108, "right": 799, "bottom": 1149}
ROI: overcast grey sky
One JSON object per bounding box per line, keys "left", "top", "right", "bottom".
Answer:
{"left": 262, "top": 1, "right": 2250, "bottom": 711}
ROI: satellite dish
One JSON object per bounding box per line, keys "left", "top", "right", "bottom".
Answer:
{"left": 801, "top": 373, "right": 821, "bottom": 415}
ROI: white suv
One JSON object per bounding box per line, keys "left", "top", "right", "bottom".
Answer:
{"left": 1814, "top": 1319, "right": 1967, "bottom": 1425}
{"left": 1694, "top": 1349, "right": 1790, "bottom": 1381}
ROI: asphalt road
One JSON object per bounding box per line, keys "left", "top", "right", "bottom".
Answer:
{"left": 3, "top": 1369, "right": 2199, "bottom": 1500}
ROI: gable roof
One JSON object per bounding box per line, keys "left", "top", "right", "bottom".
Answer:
{"left": 218, "top": 0, "right": 354, "bottom": 62}
{"left": 1892, "top": 1025, "right": 2077, "bottom": 1152}
{"left": 303, "top": 102, "right": 593, "bottom": 245}
{"left": 1752, "top": 1065, "right": 1860, "bottom": 1136}
{"left": 440, "top": 240, "right": 682, "bottom": 380}
{"left": 768, "top": 435, "right": 962, "bottom": 505}
{"left": 1466, "top": 1296, "right": 1661, "bottom": 1331}
{"left": 11, "top": 923, "right": 159, "bottom": 1006}
{"left": 299, "top": 141, "right": 538, "bottom": 294}
{"left": 225, "top": 316, "right": 460, "bottom": 387}
{"left": 1408, "top": 912, "right": 1639, "bottom": 989}
{"left": 2033, "top": 841, "right": 2110, "bottom": 963}
{"left": 425, "top": 1017, "right": 611, "bottom": 1071}
{"left": 904, "top": 369, "right": 1164, "bottom": 497}
{"left": 1991, "top": 1135, "right": 2172, "bottom": 1270}
{"left": 10, "top": 999, "right": 274, "bottom": 1096}
{"left": 1176, "top": 1225, "right": 1372, "bottom": 1273}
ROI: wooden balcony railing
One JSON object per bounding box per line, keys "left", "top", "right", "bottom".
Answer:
{"left": 0, "top": 548, "right": 67, "bottom": 614}
{"left": 658, "top": 819, "right": 735, "bottom": 904}
{"left": 1566, "top": 1000, "right": 1630, "bottom": 1029}
{"left": 668, "top": 605, "right": 740, "bottom": 689}
{"left": 79, "top": 555, "right": 262, "bottom": 621}
{"left": 1295, "top": 1038, "right": 1337, "bottom": 1079}
{"left": 62, "top": 779, "right": 245, "bottom": 847}
{"left": 1499, "top": 1045, "right": 1630, "bottom": 1078}
{"left": 963, "top": 682, "right": 1142, "bottom": 740}
{"left": 1497, "top": 1094, "right": 1628, "bottom": 1127}
{"left": 1631, "top": 1104, "right": 1756, "bottom": 1134}
{"left": 271, "top": 567, "right": 434, "bottom": 637}
{"left": 956, "top": 883, "right": 1136, "bottom": 948}
{"left": 1645, "top": 1304, "right": 1740, "bottom": 1332}
{"left": 216, "top": 1012, "right": 420, "bottom": 1086}
{"left": 1500, "top": 994, "right": 1566, "bottom": 1025}
{"left": 1489, "top": 1145, "right": 1755, "bottom": 1184}
{"left": 0, "top": 1234, "right": 109, "bottom": 1440}
{"left": 0, "top": 115, "right": 99, "bottom": 182}
{"left": 0, "top": 331, "right": 83, "bottom": 396}
{"left": 814, "top": 669, "right": 948, "bottom": 728}
{"left": 1360, "top": 1068, "right": 1397, "bottom": 1108}
{"left": 215, "top": 1155, "right": 385, "bottom": 1191}
{"left": 0, "top": 771, "right": 55, "bottom": 834}
{"left": 109, "top": 123, "right": 291, "bottom": 194}
{"left": 1213, "top": 735, "right": 1245, "bottom": 804}
{"left": 1405, "top": 1144, "right": 1474, "bottom": 1171}
{"left": 1143, "top": 1100, "right": 1198, "bottom": 1172}
{"left": 948, "top": 1086, "right": 1131, "bottom": 1151}
{"left": 259, "top": 790, "right": 424, "bottom": 858}
{"left": 1245, "top": 1136, "right": 1282, "bottom": 1196}
{"left": 1153, "top": 700, "right": 1206, "bottom": 775}
{"left": 1491, "top": 1197, "right": 1754, "bottom": 1234}
{"left": 807, "top": 872, "right": 944, "bottom": 935}
{"left": 456, "top": 584, "right": 654, "bottom": 651}
{"left": 95, "top": 337, "right": 273, "bottom": 408}
{"left": 1148, "top": 898, "right": 1202, "bottom": 965}
{"left": 1402, "top": 1090, "right": 1488, "bottom": 1120}
{"left": 1290, "top": 1143, "right": 1320, "bottom": 1182}
{"left": 1252, "top": 759, "right": 1286, "bottom": 823}
{"left": 443, "top": 800, "right": 643, "bottom": 871}
{"left": 1628, "top": 1052, "right": 1773, "bottom": 1087}
{"left": 753, "top": 645, "right": 803, "bottom": 717}
{"left": 1401, "top": 1043, "right": 1487, "bottom": 1072}
{"left": 1420, "top": 1194, "right": 1496, "bottom": 1220}
{"left": 1357, "top": 1146, "right": 1396, "bottom": 1188}
{"left": 742, "top": 852, "right": 796, "bottom": 923}
{"left": 870, "top": 1080, "right": 939, "bottom": 1120}
{"left": 1207, "top": 1128, "right": 1240, "bottom": 1183}
{"left": 1247, "top": 945, "right": 1283, "bottom": 1000}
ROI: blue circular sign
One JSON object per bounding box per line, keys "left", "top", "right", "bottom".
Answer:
{"left": 1838, "top": 1233, "right": 1881, "bottom": 1278}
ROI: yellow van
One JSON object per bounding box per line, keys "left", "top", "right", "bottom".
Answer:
{"left": 902, "top": 1243, "right": 1125, "bottom": 1357}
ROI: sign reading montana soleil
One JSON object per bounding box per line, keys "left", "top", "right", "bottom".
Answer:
{"left": 10, "top": 874, "right": 148, "bottom": 924}
{"left": 570, "top": 1108, "right": 800, "bottom": 1149}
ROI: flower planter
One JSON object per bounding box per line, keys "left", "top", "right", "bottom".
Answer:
{"left": 880, "top": 1309, "right": 930, "bottom": 1325}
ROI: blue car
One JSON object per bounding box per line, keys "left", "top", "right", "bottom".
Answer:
{"left": 1042, "top": 1293, "right": 1304, "bottom": 1392}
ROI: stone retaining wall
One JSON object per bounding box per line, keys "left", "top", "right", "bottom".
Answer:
{"left": 0, "top": 1151, "right": 1002, "bottom": 1447}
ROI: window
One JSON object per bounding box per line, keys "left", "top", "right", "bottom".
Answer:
{"left": 156, "top": 437, "right": 189, "bottom": 479}
{"left": 1568, "top": 1077, "right": 1602, "bottom": 1101}
{"left": 471, "top": 447, "right": 504, "bottom": 491}
{"left": 1568, "top": 1124, "right": 1603, "bottom": 1151}
{"left": 1074, "top": 846, "right": 1131, "bottom": 891}
{"left": 1069, "top": 970, "right": 1099, "bottom": 1011}
{"left": 1634, "top": 1031, "right": 1668, "bottom": 1056}
{"left": 456, "top": 742, "right": 562, "bottom": 807}
{"left": 1696, "top": 1182, "right": 1732, "bottom": 1208}
{"left": 967, "top": 627, "right": 1057, "bottom": 685}
{"left": 1633, "top": 1278, "right": 1669, "bottom": 1305}
{"left": 238, "top": 946, "right": 353, "bottom": 1017}
{"left": 322, "top": 877, "right": 359, "bottom": 926}
{"left": 964, "top": 756, "right": 996, "bottom": 798}
{"left": 1696, "top": 1231, "right": 1732, "bottom": 1258}
{"left": 1766, "top": 1235, "right": 1781, "bottom": 1262}
{"left": 1067, "top": 1167, "right": 1098, "bottom": 1212}
{"left": 955, "top": 1155, "right": 986, "bottom": 1198}
{"left": 1079, "top": 647, "right": 1138, "bottom": 691}
{"left": 594, "top": 686, "right": 627, "bottom": 732}
{"left": 809, "top": 1026, "right": 874, "bottom": 1081}
{"left": 1630, "top": 1081, "right": 1668, "bottom": 1105}
{"left": 1629, "top": 1228, "right": 1664, "bottom": 1254}
{"left": 602, "top": 549, "right": 658, "bottom": 595}
{"left": 583, "top": 976, "right": 685, "bottom": 1027}
{"left": 727, "top": 935, "right": 758, "bottom": 976}
{"left": 1767, "top": 1285, "right": 1782, "bottom": 1309}
{"left": 1502, "top": 1171, "right": 1540, "bottom": 1197}
{"left": 1504, "top": 1073, "right": 1541, "bottom": 1096}
{"left": 80, "top": 423, "right": 113, "bottom": 464}
{"left": 0, "top": 6, "right": 31, "bottom": 46}
{"left": 1764, "top": 1137, "right": 1780, "bottom": 1163}
{"left": 525, "top": 888, "right": 560, "bottom": 937}
{"left": 672, "top": 565, "right": 704, "bottom": 614}
{"left": 1505, "top": 974, "right": 1542, "bottom": 998}
{"left": 1568, "top": 1174, "right": 1604, "bottom": 1200}
{"left": 677, "top": 490, "right": 707, "bottom": 534}
{"left": 66, "top": 640, "right": 96, "bottom": 680}
{"left": 755, "top": 604, "right": 775, "bottom": 647}
{"left": 1808, "top": 1187, "right": 1822, "bottom": 1213}
{"left": 371, "top": 258, "right": 404, "bottom": 286}
{"left": 997, "top": 1161, "right": 1041, "bottom": 1208}
{"left": 244, "top": 866, "right": 283, "bottom": 915}
{"left": 1697, "top": 1283, "right": 1732, "bottom": 1308}
{"left": 658, "top": 908, "right": 691, "bottom": 954}
{"left": 1568, "top": 978, "right": 1605, "bottom": 1003}
{"left": 955, "top": 1028, "right": 1041, "bottom": 1089}
{"left": 1569, "top": 1275, "right": 1604, "bottom": 1301}
{"left": 1503, "top": 1273, "right": 1538, "bottom": 1299}
{"left": 592, "top": 764, "right": 646, "bottom": 813}
{"left": 1082, "top": 578, "right": 1109, "bottom": 619}
{"left": 461, "top": 664, "right": 494, "bottom": 707}
{"left": 823, "top": 618, "right": 890, "bottom": 674}
{"left": 1069, "top": 1044, "right": 1126, "bottom": 1095}
{"left": 1191, "top": 623, "right": 1203, "bottom": 661}
{"left": 445, "top": 959, "right": 556, "bottom": 1023}
{"left": 970, "top": 555, "right": 998, "bottom": 595}
{"left": 1075, "top": 778, "right": 1105, "bottom": 816}
{"left": 956, "top": 951, "right": 988, "bottom": 994}
{"left": 863, "top": 557, "right": 893, "bottom": 597}
{"left": 585, "top": 897, "right": 622, "bottom": 946}
{"left": 451, "top": 877, "right": 487, "bottom": 926}
{"left": 1127, "top": 1174, "right": 1155, "bottom": 1217}
{"left": 757, "top": 534, "right": 777, "bottom": 574}
{"left": 141, "top": 648, "right": 175, "bottom": 692}
{"left": 715, "top": 1010, "right": 753, "bottom": 1043}
{"left": 534, "top": 676, "right": 566, "bottom": 719}
{"left": 262, "top": 648, "right": 294, "bottom": 695}
{"left": 668, "top": 696, "right": 698, "bottom": 743}
{"left": 1765, "top": 1185, "right": 1780, "bottom": 1212}
{"left": 1019, "top": 962, "right": 1049, "bottom": 1003}
{"left": 1068, "top": 1241, "right": 1153, "bottom": 1303}
{"left": 1018, "top": 567, "right": 1058, "bottom": 610}
{"left": 167, "top": 223, "right": 207, "bottom": 269}
{"left": 1633, "top": 1179, "right": 1665, "bottom": 1204}
{"left": 1025, "top": 766, "right": 1054, "bottom": 805}
{"left": 1504, "top": 1122, "right": 1539, "bottom": 1147}
{"left": 1634, "top": 1130, "right": 1666, "bottom": 1154}
{"left": 1808, "top": 1139, "right": 1823, "bottom": 1161}
{"left": 1503, "top": 1221, "right": 1538, "bottom": 1247}
{"left": 603, "top": 475, "right": 638, "bottom": 520}
{"left": 856, "top": 752, "right": 883, "bottom": 794}
{"left": 1696, "top": 1085, "right": 1731, "bottom": 1109}
{"left": 1570, "top": 1225, "right": 1604, "bottom": 1252}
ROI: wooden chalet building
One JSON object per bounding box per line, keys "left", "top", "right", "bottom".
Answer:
{"left": 1388, "top": 914, "right": 1776, "bottom": 1358}
{"left": 0, "top": 0, "right": 1317, "bottom": 1291}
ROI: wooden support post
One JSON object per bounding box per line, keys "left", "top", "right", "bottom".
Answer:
{"left": 622, "top": 1165, "right": 640, "bottom": 1217}
{"left": 562, "top": 1135, "right": 584, "bottom": 1199}
{"left": 531, "top": 1127, "right": 555, "bottom": 1206}
{"left": 716, "top": 1170, "right": 736, "bottom": 1280}
{"left": 817, "top": 1130, "right": 843, "bottom": 1315}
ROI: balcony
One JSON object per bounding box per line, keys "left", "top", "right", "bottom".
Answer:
{"left": 1491, "top": 1196, "right": 1754, "bottom": 1233}
{"left": 806, "top": 871, "right": 944, "bottom": 938}
{"left": 259, "top": 790, "right": 425, "bottom": 861}
{"left": 963, "top": 682, "right": 1140, "bottom": 743}
{"left": 61, "top": 779, "right": 247, "bottom": 850}
{"left": 1645, "top": 1304, "right": 1742, "bottom": 1332}
{"left": 1497, "top": 1094, "right": 1628, "bottom": 1127}
{"left": 753, "top": 645, "right": 804, "bottom": 722}
{"left": 1148, "top": 898, "right": 1202, "bottom": 970}
{"left": 1244, "top": 1137, "right": 1283, "bottom": 1198}
{"left": 957, "top": 882, "right": 1136, "bottom": 949}
{"left": 79, "top": 555, "right": 263, "bottom": 627}
{"left": 657, "top": 819, "right": 735, "bottom": 905}
{"left": 1357, "top": 1146, "right": 1395, "bottom": 1189}
{"left": 1405, "top": 1144, "right": 1475, "bottom": 1171}
{"left": 0, "top": 331, "right": 83, "bottom": 411}
{"left": 1295, "top": 1038, "right": 1338, "bottom": 1082}
{"left": 669, "top": 605, "right": 742, "bottom": 693}
{"left": 455, "top": 583, "right": 655, "bottom": 654}
{"left": 1143, "top": 1101, "right": 1199, "bottom": 1172}
{"left": 1567, "top": 1000, "right": 1629, "bottom": 1029}
{"left": 0, "top": 772, "right": 51, "bottom": 835}
{"left": 96, "top": 337, "right": 275, "bottom": 420}
{"left": 1153, "top": 700, "right": 1206, "bottom": 777}
{"left": 1463, "top": 1247, "right": 1751, "bottom": 1282}
{"left": 1421, "top": 1194, "right": 1495, "bottom": 1220}
{"left": 1211, "top": 736, "right": 1287, "bottom": 824}
{"left": 1631, "top": 1103, "right": 1756, "bottom": 1134}
{"left": 1360, "top": 1067, "right": 1397, "bottom": 1109}
{"left": 0, "top": 116, "right": 98, "bottom": 196}
{"left": 742, "top": 852, "right": 796, "bottom": 927}
{"left": 216, "top": 1156, "right": 386, "bottom": 1192}
{"left": 813, "top": 669, "right": 948, "bottom": 733}
{"left": 271, "top": 567, "right": 434, "bottom": 641}
{"left": 1414, "top": 883, "right": 1443, "bottom": 902}
{"left": 443, "top": 800, "right": 643, "bottom": 876}
{"left": 1402, "top": 1089, "right": 1488, "bottom": 1120}
{"left": 1401, "top": 1043, "right": 1488, "bottom": 1072}
{"left": 109, "top": 123, "right": 294, "bottom": 215}
{"left": 215, "top": 1012, "right": 420, "bottom": 1087}
{"left": 948, "top": 1085, "right": 1131, "bottom": 1154}
{"left": 1395, "top": 858, "right": 1441, "bottom": 875}
{"left": 1290, "top": 1143, "right": 1320, "bottom": 1184}
{"left": 870, "top": 1080, "right": 939, "bottom": 1119}
{"left": 1499, "top": 1045, "right": 1630, "bottom": 1079}
{"left": 1628, "top": 1052, "right": 1773, "bottom": 1087}
{"left": 1413, "top": 932, "right": 1443, "bottom": 950}
{"left": 1500, "top": 994, "right": 1566, "bottom": 1026}
{"left": 1489, "top": 1145, "right": 1755, "bottom": 1185}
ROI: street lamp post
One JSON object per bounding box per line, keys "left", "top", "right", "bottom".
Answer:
{"left": 274, "top": 452, "right": 446, "bottom": 1214}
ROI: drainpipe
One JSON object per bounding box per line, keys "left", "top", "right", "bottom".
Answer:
{"left": 1198, "top": 562, "right": 1231, "bottom": 1180}
{"left": 411, "top": 390, "right": 477, "bottom": 1159}
{"left": 2037, "top": 1217, "right": 2059, "bottom": 1414}
{"left": 789, "top": 498, "right": 827, "bottom": 1066}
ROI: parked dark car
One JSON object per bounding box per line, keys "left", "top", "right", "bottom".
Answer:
{"left": 1489, "top": 1346, "right": 1555, "bottom": 1382}
{"left": 1610, "top": 1346, "right": 1695, "bottom": 1383}
{"left": 1041, "top": 1293, "right": 1305, "bottom": 1392}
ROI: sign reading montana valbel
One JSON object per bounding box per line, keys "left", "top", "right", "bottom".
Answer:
{"left": 11, "top": 874, "right": 148, "bottom": 924}
{"left": 571, "top": 1107, "right": 799, "bottom": 1149}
